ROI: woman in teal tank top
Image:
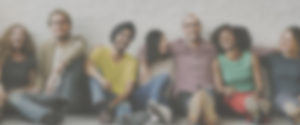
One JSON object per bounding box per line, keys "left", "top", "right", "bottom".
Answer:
{"left": 211, "top": 25, "right": 269, "bottom": 123}
{"left": 218, "top": 51, "right": 255, "bottom": 92}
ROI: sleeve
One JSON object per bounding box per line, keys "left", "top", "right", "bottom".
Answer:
{"left": 61, "top": 36, "right": 87, "bottom": 67}
{"left": 138, "top": 46, "right": 146, "bottom": 64}
{"left": 89, "top": 47, "right": 103, "bottom": 66}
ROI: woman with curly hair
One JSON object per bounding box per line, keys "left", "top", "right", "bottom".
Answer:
{"left": 0, "top": 24, "right": 62, "bottom": 124}
{"left": 212, "top": 24, "right": 269, "bottom": 123}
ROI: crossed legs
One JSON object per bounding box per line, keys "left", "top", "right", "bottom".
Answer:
{"left": 188, "top": 90, "right": 218, "bottom": 125}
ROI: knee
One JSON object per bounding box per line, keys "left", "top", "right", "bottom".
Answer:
{"left": 195, "top": 90, "right": 214, "bottom": 101}
{"left": 194, "top": 90, "right": 207, "bottom": 99}
{"left": 89, "top": 78, "right": 99, "bottom": 86}
{"left": 117, "top": 102, "right": 131, "bottom": 111}
{"left": 245, "top": 96, "right": 259, "bottom": 112}
{"left": 205, "top": 115, "right": 218, "bottom": 125}
{"left": 153, "top": 74, "right": 170, "bottom": 86}
{"left": 189, "top": 90, "right": 208, "bottom": 107}
{"left": 159, "top": 74, "right": 169, "bottom": 81}
{"left": 283, "top": 102, "right": 299, "bottom": 116}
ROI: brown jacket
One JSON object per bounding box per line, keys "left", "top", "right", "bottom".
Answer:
{"left": 37, "top": 35, "right": 87, "bottom": 89}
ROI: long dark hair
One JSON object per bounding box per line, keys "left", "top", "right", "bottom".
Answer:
{"left": 0, "top": 24, "right": 35, "bottom": 64}
{"left": 146, "top": 29, "right": 165, "bottom": 66}
{"left": 211, "top": 24, "right": 252, "bottom": 53}
{"left": 234, "top": 25, "right": 252, "bottom": 51}
{"left": 288, "top": 26, "right": 300, "bottom": 46}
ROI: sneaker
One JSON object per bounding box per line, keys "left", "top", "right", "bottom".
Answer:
{"left": 148, "top": 100, "right": 172, "bottom": 123}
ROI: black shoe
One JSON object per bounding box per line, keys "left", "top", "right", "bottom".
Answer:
{"left": 52, "top": 98, "right": 68, "bottom": 112}
{"left": 41, "top": 111, "right": 63, "bottom": 125}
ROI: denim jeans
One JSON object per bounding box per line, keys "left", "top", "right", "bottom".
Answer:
{"left": 55, "top": 56, "right": 89, "bottom": 111}
{"left": 89, "top": 78, "right": 131, "bottom": 121}
{"left": 6, "top": 57, "right": 87, "bottom": 122}
{"left": 131, "top": 74, "right": 170, "bottom": 110}
{"left": 274, "top": 93, "right": 300, "bottom": 115}
{"left": 7, "top": 92, "right": 54, "bottom": 122}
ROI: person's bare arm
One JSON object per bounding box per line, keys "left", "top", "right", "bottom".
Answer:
{"left": 85, "top": 60, "right": 110, "bottom": 89}
{"left": 252, "top": 54, "right": 264, "bottom": 97}
{"left": 108, "top": 61, "right": 137, "bottom": 111}
{"left": 108, "top": 80, "right": 135, "bottom": 111}
{"left": 25, "top": 70, "right": 38, "bottom": 93}
{"left": 56, "top": 37, "right": 87, "bottom": 73}
{"left": 212, "top": 58, "right": 235, "bottom": 96}
{"left": 139, "top": 57, "right": 150, "bottom": 84}
{"left": 212, "top": 59, "right": 225, "bottom": 93}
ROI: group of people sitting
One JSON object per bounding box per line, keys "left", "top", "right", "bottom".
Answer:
{"left": 0, "top": 8, "right": 300, "bottom": 125}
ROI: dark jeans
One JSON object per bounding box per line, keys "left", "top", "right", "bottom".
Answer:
{"left": 131, "top": 74, "right": 170, "bottom": 110}
{"left": 89, "top": 78, "right": 131, "bottom": 121}
{"left": 55, "top": 56, "right": 89, "bottom": 111}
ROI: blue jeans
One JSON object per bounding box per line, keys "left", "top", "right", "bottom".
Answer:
{"left": 274, "top": 93, "right": 300, "bottom": 115}
{"left": 89, "top": 78, "right": 131, "bottom": 121}
{"left": 6, "top": 57, "right": 86, "bottom": 122}
{"left": 132, "top": 74, "right": 170, "bottom": 110}
{"left": 7, "top": 92, "right": 53, "bottom": 122}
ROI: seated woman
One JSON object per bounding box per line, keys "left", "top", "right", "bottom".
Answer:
{"left": 263, "top": 26, "right": 300, "bottom": 124}
{"left": 211, "top": 25, "right": 269, "bottom": 123}
{"left": 132, "top": 29, "right": 173, "bottom": 123}
{"left": 0, "top": 24, "right": 62, "bottom": 124}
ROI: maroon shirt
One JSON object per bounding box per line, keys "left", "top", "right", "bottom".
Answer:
{"left": 170, "top": 39, "right": 216, "bottom": 96}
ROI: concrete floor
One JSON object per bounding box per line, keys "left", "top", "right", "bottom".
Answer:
{"left": 1, "top": 116, "right": 293, "bottom": 125}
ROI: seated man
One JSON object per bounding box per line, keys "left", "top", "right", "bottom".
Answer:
{"left": 86, "top": 22, "right": 137, "bottom": 123}
{"left": 169, "top": 14, "right": 218, "bottom": 125}
{"left": 39, "top": 9, "right": 87, "bottom": 110}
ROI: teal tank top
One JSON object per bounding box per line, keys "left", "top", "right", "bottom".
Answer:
{"left": 218, "top": 51, "right": 255, "bottom": 92}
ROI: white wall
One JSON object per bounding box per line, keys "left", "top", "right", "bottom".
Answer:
{"left": 0, "top": 0, "right": 299, "bottom": 54}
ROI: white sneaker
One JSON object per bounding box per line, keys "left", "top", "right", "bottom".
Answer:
{"left": 148, "top": 100, "right": 172, "bottom": 123}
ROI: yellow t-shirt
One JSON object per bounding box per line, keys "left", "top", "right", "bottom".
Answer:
{"left": 89, "top": 47, "right": 137, "bottom": 96}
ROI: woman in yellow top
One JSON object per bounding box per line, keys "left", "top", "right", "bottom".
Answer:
{"left": 86, "top": 21, "right": 137, "bottom": 123}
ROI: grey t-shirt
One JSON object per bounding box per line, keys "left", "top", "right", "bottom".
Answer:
{"left": 263, "top": 52, "right": 300, "bottom": 95}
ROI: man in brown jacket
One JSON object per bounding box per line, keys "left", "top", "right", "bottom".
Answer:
{"left": 38, "top": 9, "right": 86, "bottom": 92}
{"left": 38, "top": 9, "right": 88, "bottom": 111}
